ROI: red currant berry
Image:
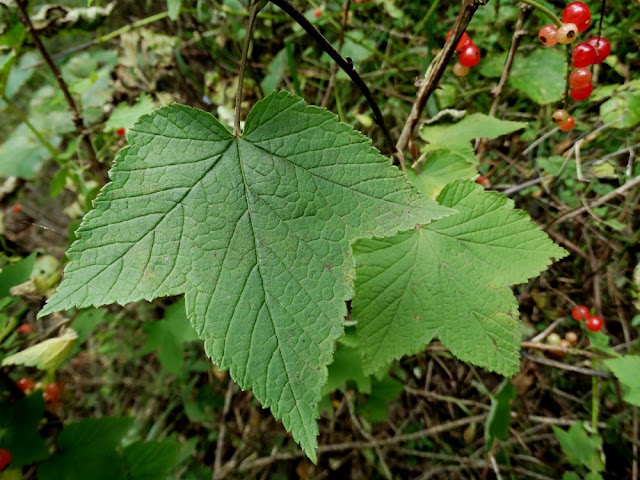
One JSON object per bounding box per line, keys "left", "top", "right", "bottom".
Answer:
{"left": 11, "top": 204, "right": 21, "bottom": 213}
{"left": 446, "top": 30, "right": 473, "bottom": 52}
{"left": 557, "top": 23, "right": 579, "bottom": 44}
{"left": 475, "top": 175, "right": 490, "bottom": 188}
{"left": 571, "top": 304, "right": 590, "bottom": 321}
{"left": 17, "top": 323, "right": 35, "bottom": 335}
{"left": 562, "top": 2, "right": 591, "bottom": 32}
{"left": 569, "top": 67, "right": 592, "bottom": 88}
{"left": 570, "top": 82, "right": 593, "bottom": 101}
{"left": 458, "top": 44, "right": 480, "bottom": 67}
{"left": 452, "top": 62, "right": 469, "bottom": 77}
{"left": 0, "top": 448, "right": 12, "bottom": 471}
{"left": 585, "top": 315, "right": 604, "bottom": 332}
{"left": 16, "top": 377, "right": 36, "bottom": 394}
{"left": 538, "top": 25, "right": 558, "bottom": 46}
{"left": 586, "top": 37, "right": 611, "bottom": 63}
{"left": 314, "top": 8, "right": 321, "bottom": 18}
{"left": 558, "top": 116, "right": 576, "bottom": 132}
{"left": 571, "top": 43, "right": 597, "bottom": 67}
{"left": 43, "top": 382, "right": 63, "bottom": 403}
{"left": 115, "top": 127, "right": 126, "bottom": 137}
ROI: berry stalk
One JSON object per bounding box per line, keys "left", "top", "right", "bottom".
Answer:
{"left": 519, "top": 0, "right": 562, "bottom": 27}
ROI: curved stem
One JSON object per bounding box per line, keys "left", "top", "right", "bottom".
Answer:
{"left": 518, "top": 0, "right": 562, "bottom": 26}
{"left": 234, "top": 0, "right": 261, "bottom": 136}
{"left": 268, "top": 0, "right": 397, "bottom": 157}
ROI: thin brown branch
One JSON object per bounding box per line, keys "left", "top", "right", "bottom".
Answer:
{"left": 213, "top": 379, "right": 236, "bottom": 480}
{"left": 396, "top": 0, "right": 489, "bottom": 153}
{"left": 15, "top": 0, "right": 97, "bottom": 167}
{"left": 520, "top": 351, "right": 613, "bottom": 378}
{"left": 237, "top": 414, "right": 486, "bottom": 471}
{"left": 321, "top": 0, "right": 351, "bottom": 108}
{"left": 549, "top": 174, "right": 640, "bottom": 226}
{"left": 488, "top": 4, "right": 530, "bottom": 117}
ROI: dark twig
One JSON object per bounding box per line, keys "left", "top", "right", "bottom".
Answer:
{"left": 268, "top": 0, "right": 396, "bottom": 158}
{"left": 396, "top": 0, "right": 488, "bottom": 154}
{"left": 234, "top": 0, "right": 261, "bottom": 136}
{"left": 15, "top": 0, "right": 97, "bottom": 168}
{"left": 520, "top": 351, "right": 613, "bottom": 378}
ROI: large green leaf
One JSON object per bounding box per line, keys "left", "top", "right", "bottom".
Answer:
{"left": 553, "top": 422, "right": 604, "bottom": 473}
{"left": 122, "top": 440, "right": 182, "bottom": 480}
{"left": 352, "top": 180, "right": 567, "bottom": 375}
{"left": 39, "top": 91, "right": 451, "bottom": 459}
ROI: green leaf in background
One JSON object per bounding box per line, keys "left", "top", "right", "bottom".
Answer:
{"left": 2, "top": 328, "right": 78, "bottom": 371}
{"left": 407, "top": 148, "right": 477, "bottom": 198}
{"left": 599, "top": 89, "right": 640, "bottom": 129}
{"left": 478, "top": 52, "right": 507, "bottom": 78}
{"left": 105, "top": 93, "right": 156, "bottom": 132}
{"left": 358, "top": 375, "right": 403, "bottom": 423}
{"left": 552, "top": 422, "right": 604, "bottom": 473}
{"left": 167, "top": 0, "right": 181, "bottom": 20}
{"left": 509, "top": 49, "right": 565, "bottom": 104}
{"left": 38, "top": 91, "right": 452, "bottom": 460}
{"left": 419, "top": 113, "right": 526, "bottom": 163}
{"left": 604, "top": 355, "right": 640, "bottom": 406}
{"left": 352, "top": 180, "right": 567, "bottom": 376}
{"left": 0, "top": 253, "right": 37, "bottom": 298}
{"left": 122, "top": 440, "right": 182, "bottom": 480}
{"left": 323, "top": 332, "right": 371, "bottom": 395}
{"left": 0, "top": 395, "right": 49, "bottom": 468}
{"left": 68, "top": 308, "right": 110, "bottom": 357}
{"left": 485, "top": 380, "right": 516, "bottom": 448}
{"left": 141, "top": 298, "right": 199, "bottom": 374}
{"left": 38, "top": 417, "right": 133, "bottom": 480}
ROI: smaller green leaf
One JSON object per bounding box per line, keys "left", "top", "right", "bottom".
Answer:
{"left": 509, "top": 49, "right": 565, "bottom": 104}
{"left": 2, "top": 328, "right": 77, "bottom": 371}
{"left": 419, "top": 114, "right": 526, "bottom": 163}
{"left": 196, "top": 0, "right": 212, "bottom": 24}
{"left": 0, "top": 253, "right": 37, "bottom": 298}
{"left": 552, "top": 422, "right": 604, "bottom": 473}
{"left": 605, "top": 355, "right": 640, "bottom": 406}
{"left": 167, "top": 0, "right": 181, "bottom": 20}
{"left": 104, "top": 93, "right": 156, "bottom": 132}
{"left": 122, "top": 440, "right": 182, "bottom": 480}
{"left": 485, "top": 380, "right": 516, "bottom": 448}
{"left": 0, "top": 395, "right": 49, "bottom": 467}
{"left": 358, "top": 376, "right": 403, "bottom": 423}
{"left": 323, "top": 332, "right": 371, "bottom": 395}
{"left": 407, "top": 148, "right": 476, "bottom": 198}
{"left": 600, "top": 90, "right": 640, "bottom": 129}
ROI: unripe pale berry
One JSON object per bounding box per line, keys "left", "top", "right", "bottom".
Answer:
{"left": 557, "top": 23, "right": 579, "bottom": 44}
{"left": 552, "top": 109, "right": 570, "bottom": 125}
{"left": 452, "top": 62, "right": 470, "bottom": 77}
{"left": 538, "top": 25, "right": 558, "bottom": 46}
{"left": 546, "top": 332, "right": 562, "bottom": 346}
{"left": 565, "top": 331, "right": 579, "bottom": 345}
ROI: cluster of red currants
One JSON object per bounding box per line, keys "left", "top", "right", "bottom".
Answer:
{"left": 538, "top": 2, "right": 612, "bottom": 131}
{"left": 447, "top": 30, "right": 481, "bottom": 77}
{"left": 0, "top": 449, "right": 11, "bottom": 472}
{"left": 16, "top": 377, "right": 65, "bottom": 405}
{"left": 571, "top": 304, "right": 604, "bottom": 332}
